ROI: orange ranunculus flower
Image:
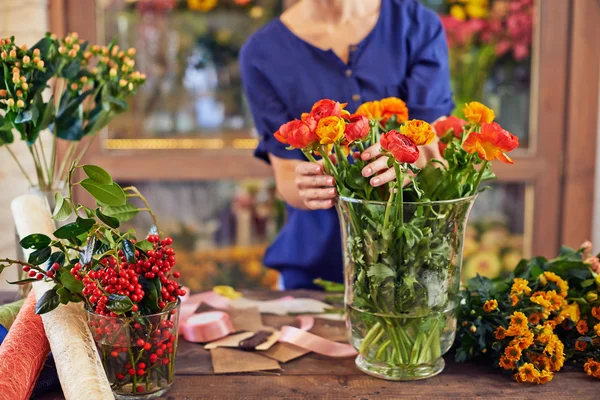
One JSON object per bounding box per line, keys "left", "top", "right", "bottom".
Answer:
{"left": 433, "top": 116, "right": 467, "bottom": 139}
{"left": 301, "top": 112, "right": 317, "bottom": 132}
{"left": 309, "top": 99, "right": 347, "bottom": 122}
{"left": 399, "top": 119, "right": 435, "bottom": 146}
{"left": 274, "top": 119, "right": 316, "bottom": 149}
{"left": 315, "top": 116, "right": 346, "bottom": 145}
{"left": 380, "top": 97, "right": 409, "bottom": 125}
{"left": 463, "top": 101, "right": 495, "bottom": 124}
{"left": 344, "top": 114, "right": 370, "bottom": 143}
{"left": 462, "top": 122, "right": 519, "bottom": 164}
{"left": 355, "top": 100, "right": 384, "bottom": 120}
{"left": 380, "top": 130, "right": 420, "bottom": 164}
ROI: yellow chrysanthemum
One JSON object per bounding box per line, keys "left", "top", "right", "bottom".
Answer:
{"left": 511, "top": 278, "right": 532, "bottom": 296}
{"left": 483, "top": 299, "right": 498, "bottom": 312}
{"left": 542, "top": 271, "right": 568, "bottom": 297}
{"left": 511, "top": 294, "right": 519, "bottom": 307}
{"left": 594, "top": 322, "right": 600, "bottom": 336}
{"left": 511, "top": 329, "right": 534, "bottom": 350}
{"left": 584, "top": 359, "right": 600, "bottom": 379}
{"left": 507, "top": 311, "right": 529, "bottom": 336}
{"left": 530, "top": 291, "right": 552, "bottom": 310}
{"left": 504, "top": 344, "right": 522, "bottom": 362}
{"left": 450, "top": 4, "right": 467, "bottom": 20}
{"left": 494, "top": 326, "right": 507, "bottom": 340}
{"left": 517, "top": 363, "right": 540, "bottom": 383}
{"left": 536, "top": 369, "right": 554, "bottom": 384}
{"left": 528, "top": 313, "right": 542, "bottom": 326}
{"left": 499, "top": 356, "right": 515, "bottom": 370}
{"left": 559, "top": 301, "right": 580, "bottom": 323}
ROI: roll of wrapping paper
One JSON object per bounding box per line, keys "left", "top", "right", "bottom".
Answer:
{"left": 0, "top": 291, "right": 50, "bottom": 400}
{"left": 11, "top": 194, "right": 113, "bottom": 400}
{"left": 0, "top": 299, "right": 24, "bottom": 330}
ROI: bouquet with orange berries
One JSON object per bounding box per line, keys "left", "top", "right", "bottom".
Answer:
{"left": 457, "top": 242, "right": 600, "bottom": 383}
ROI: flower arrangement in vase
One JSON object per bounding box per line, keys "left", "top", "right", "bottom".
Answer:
{"left": 274, "top": 97, "right": 518, "bottom": 380}
{"left": 0, "top": 163, "right": 184, "bottom": 399}
{"left": 0, "top": 33, "right": 146, "bottom": 193}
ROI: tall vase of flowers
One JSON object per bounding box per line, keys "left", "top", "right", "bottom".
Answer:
{"left": 274, "top": 98, "right": 518, "bottom": 380}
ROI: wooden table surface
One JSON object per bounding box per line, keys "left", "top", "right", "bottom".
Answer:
{"left": 13, "top": 289, "right": 598, "bottom": 399}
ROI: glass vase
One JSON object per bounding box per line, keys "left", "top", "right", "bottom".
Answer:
{"left": 86, "top": 302, "right": 180, "bottom": 400}
{"left": 337, "top": 195, "right": 476, "bottom": 380}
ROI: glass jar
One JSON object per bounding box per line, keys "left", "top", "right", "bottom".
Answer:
{"left": 337, "top": 195, "right": 476, "bottom": 380}
{"left": 86, "top": 302, "right": 180, "bottom": 400}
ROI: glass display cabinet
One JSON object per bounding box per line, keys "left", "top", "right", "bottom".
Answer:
{"left": 51, "top": 0, "right": 597, "bottom": 285}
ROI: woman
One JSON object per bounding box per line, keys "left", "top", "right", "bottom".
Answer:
{"left": 240, "top": 0, "right": 454, "bottom": 289}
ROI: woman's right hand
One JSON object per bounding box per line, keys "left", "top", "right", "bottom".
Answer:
{"left": 294, "top": 160, "right": 337, "bottom": 210}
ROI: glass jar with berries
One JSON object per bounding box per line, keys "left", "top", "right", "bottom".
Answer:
{"left": 2, "top": 164, "right": 186, "bottom": 399}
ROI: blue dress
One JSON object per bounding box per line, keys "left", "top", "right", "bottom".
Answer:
{"left": 240, "top": 0, "right": 454, "bottom": 289}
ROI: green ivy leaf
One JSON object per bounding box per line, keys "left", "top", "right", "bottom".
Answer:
{"left": 45, "top": 252, "right": 65, "bottom": 272}
{"left": 122, "top": 239, "right": 135, "bottom": 263}
{"left": 82, "top": 165, "right": 113, "bottom": 185}
{"left": 53, "top": 217, "right": 95, "bottom": 239}
{"left": 28, "top": 247, "right": 52, "bottom": 265}
{"left": 35, "top": 287, "right": 61, "bottom": 314}
{"left": 103, "top": 203, "right": 139, "bottom": 222}
{"left": 80, "top": 179, "right": 126, "bottom": 207}
{"left": 59, "top": 270, "right": 84, "bottom": 294}
{"left": 106, "top": 294, "right": 133, "bottom": 314}
{"left": 52, "top": 192, "right": 73, "bottom": 222}
{"left": 20, "top": 233, "right": 51, "bottom": 250}
{"left": 95, "top": 208, "right": 120, "bottom": 229}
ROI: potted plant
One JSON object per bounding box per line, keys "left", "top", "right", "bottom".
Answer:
{"left": 0, "top": 163, "right": 184, "bottom": 399}
{"left": 274, "top": 98, "right": 518, "bottom": 380}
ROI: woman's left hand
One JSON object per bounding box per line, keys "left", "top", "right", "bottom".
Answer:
{"left": 360, "top": 136, "right": 443, "bottom": 187}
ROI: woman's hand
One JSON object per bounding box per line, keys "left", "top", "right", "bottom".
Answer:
{"left": 294, "top": 160, "right": 337, "bottom": 210}
{"left": 360, "top": 136, "right": 444, "bottom": 187}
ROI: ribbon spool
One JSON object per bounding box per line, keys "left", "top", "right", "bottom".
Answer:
{"left": 182, "top": 311, "right": 234, "bottom": 343}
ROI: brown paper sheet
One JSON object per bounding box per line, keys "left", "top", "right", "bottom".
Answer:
{"left": 227, "top": 307, "right": 271, "bottom": 332}
{"left": 211, "top": 348, "right": 280, "bottom": 374}
{"left": 261, "top": 342, "right": 310, "bottom": 363}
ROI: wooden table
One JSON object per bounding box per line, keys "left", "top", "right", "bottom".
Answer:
{"left": 17, "top": 290, "right": 598, "bottom": 399}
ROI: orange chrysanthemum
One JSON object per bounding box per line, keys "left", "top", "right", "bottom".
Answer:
{"left": 463, "top": 101, "right": 495, "bottom": 124}
{"left": 499, "top": 356, "right": 515, "bottom": 370}
{"left": 463, "top": 122, "right": 519, "bottom": 164}
{"left": 504, "top": 345, "right": 522, "bottom": 362}
{"left": 577, "top": 319, "right": 589, "bottom": 335}
{"left": 592, "top": 306, "right": 600, "bottom": 321}
{"left": 507, "top": 311, "right": 529, "bottom": 336}
{"left": 511, "top": 278, "right": 532, "bottom": 296}
{"left": 584, "top": 359, "right": 600, "bottom": 379}
{"left": 575, "top": 340, "right": 588, "bottom": 352}
{"left": 516, "top": 363, "right": 540, "bottom": 383}
{"left": 511, "top": 294, "right": 519, "bottom": 307}
{"left": 483, "top": 299, "right": 498, "bottom": 312}
{"left": 495, "top": 326, "right": 507, "bottom": 340}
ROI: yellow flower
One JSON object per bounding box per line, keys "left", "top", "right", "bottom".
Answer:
{"left": 530, "top": 291, "right": 552, "bottom": 310}
{"left": 542, "top": 271, "right": 568, "bottom": 297}
{"left": 315, "top": 116, "right": 346, "bottom": 145}
{"left": 188, "top": 0, "right": 217, "bottom": 12}
{"left": 507, "top": 311, "right": 528, "bottom": 336}
{"left": 594, "top": 322, "right": 600, "bottom": 336}
{"left": 511, "top": 294, "right": 519, "bottom": 307}
{"left": 463, "top": 101, "right": 495, "bottom": 124}
{"left": 399, "top": 119, "right": 435, "bottom": 145}
{"left": 536, "top": 369, "right": 554, "bottom": 384}
{"left": 483, "top": 299, "right": 498, "bottom": 312}
{"left": 517, "top": 363, "right": 540, "bottom": 383}
{"left": 355, "top": 100, "right": 383, "bottom": 120}
{"left": 511, "top": 278, "right": 532, "bottom": 296}
{"left": 504, "top": 344, "right": 522, "bottom": 362}
{"left": 379, "top": 97, "right": 409, "bottom": 124}
{"left": 213, "top": 285, "right": 242, "bottom": 299}
{"left": 528, "top": 313, "right": 542, "bottom": 326}
{"left": 584, "top": 359, "right": 600, "bottom": 379}
{"left": 511, "top": 329, "right": 534, "bottom": 350}
{"left": 450, "top": 4, "right": 467, "bottom": 20}
{"left": 499, "top": 356, "right": 514, "bottom": 370}
{"left": 494, "top": 326, "right": 507, "bottom": 340}
{"left": 466, "top": 3, "right": 488, "bottom": 19}
{"left": 559, "top": 301, "right": 580, "bottom": 323}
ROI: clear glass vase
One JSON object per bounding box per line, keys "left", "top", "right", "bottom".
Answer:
{"left": 86, "top": 302, "right": 180, "bottom": 400}
{"left": 337, "top": 195, "right": 476, "bottom": 380}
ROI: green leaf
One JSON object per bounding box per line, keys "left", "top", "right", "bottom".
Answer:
{"left": 106, "top": 95, "right": 128, "bottom": 113}
{"left": 582, "top": 279, "right": 595, "bottom": 288}
{"left": 366, "top": 263, "right": 395, "bottom": 285}
{"left": 56, "top": 287, "right": 73, "bottom": 305}
{"left": 20, "top": 233, "right": 51, "bottom": 250}
{"left": 52, "top": 192, "right": 73, "bottom": 222}
{"left": 59, "top": 270, "right": 84, "bottom": 294}
{"left": 81, "top": 235, "right": 97, "bottom": 265}
{"left": 135, "top": 240, "right": 153, "bottom": 252}
{"left": 61, "top": 59, "right": 82, "bottom": 79}
{"left": 103, "top": 203, "right": 139, "bottom": 222}
{"left": 106, "top": 294, "right": 133, "bottom": 314}
{"left": 31, "top": 37, "right": 52, "bottom": 58}
{"left": 45, "top": 252, "right": 65, "bottom": 272}
{"left": 15, "top": 110, "right": 33, "bottom": 124}
{"left": 28, "top": 247, "right": 51, "bottom": 265}
{"left": 105, "top": 229, "right": 116, "bottom": 248}
{"left": 139, "top": 276, "right": 160, "bottom": 313}
{"left": 7, "top": 277, "right": 39, "bottom": 285}
{"left": 122, "top": 239, "right": 136, "bottom": 263}
{"left": 80, "top": 179, "right": 126, "bottom": 207}
{"left": 53, "top": 217, "right": 95, "bottom": 239}
{"left": 96, "top": 208, "right": 120, "bottom": 229}
{"left": 35, "top": 287, "right": 61, "bottom": 314}
{"left": 83, "top": 165, "right": 113, "bottom": 185}
{"left": 53, "top": 113, "right": 83, "bottom": 141}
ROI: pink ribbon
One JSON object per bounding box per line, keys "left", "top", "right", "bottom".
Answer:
{"left": 179, "top": 289, "right": 232, "bottom": 339}
{"left": 278, "top": 316, "right": 358, "bottom": 358}
{"left": 181, "top": 311, "right": 234, "bottom": 343}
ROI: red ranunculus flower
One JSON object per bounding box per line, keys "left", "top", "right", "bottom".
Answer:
{"left": 463, "top": 122, "right": 519, "bottom": 164}
{"left": 433, "top": 116, "right": 467, "bottom": 154}
{"left": 380, "top": 130, "right": 420, "bottom": 164}
{"left": 344, "top": 114, "right": 370, "bottom": 143}
{"left": 274, "top": 119, "right": 316, "bottom": 149}
{"left": 309, "top": 99, "right": 347, "bottom": 122}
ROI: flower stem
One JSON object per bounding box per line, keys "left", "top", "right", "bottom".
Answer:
{"left": 394, "top": 163, "right": 404, "bottom": 225}
{"left": 473, "top": 160, "right": 489, "bottom": 194}
{"left": 5, "top": 146, "right": 33, "bottom": 186}
{"left": 383, "top": 188, "right": 395, "bottom": 231}
{"left": 123, "top": 187, "right": 159, "bottom": 231}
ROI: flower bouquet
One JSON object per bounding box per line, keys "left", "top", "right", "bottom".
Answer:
{"left": 1, "top": 163, "right": 184, "bottom": 399}
{"left": 274, "top": 98, "right": 518, "bottom": 380}
{"left": 456, "top": 241, "right": 600, "bottom": 384}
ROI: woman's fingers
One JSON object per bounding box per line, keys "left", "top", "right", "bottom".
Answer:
{"left": 295, "top": 161, "right": 324, "bottom": 176}
{"left": 305, "top": 199, "right": 335, "bottom": 209}
{"left": 295, "top": 174, "right": 335, "bottom": 189}
{"left": 362, "top": 155, "right": 389, "bottom": 178}
{"left": 360, "top": 142, "right": 382, "bottom": 161}
{"left": 299, "top": 187, "right": 337, "bottom": 201}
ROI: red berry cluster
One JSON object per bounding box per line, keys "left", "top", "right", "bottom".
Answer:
{"left": 22, "top": 262, "right": 59, "bottom": 281}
